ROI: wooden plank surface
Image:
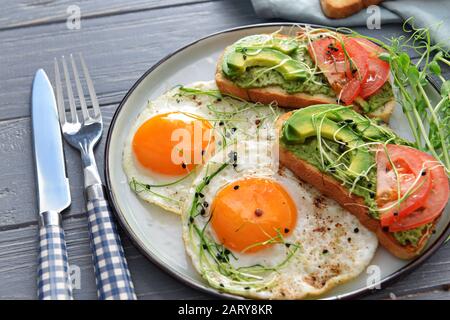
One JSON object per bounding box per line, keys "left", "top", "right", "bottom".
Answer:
{"left": 0, "top": 0, "right": 448, "bottom": 300}
{"left": 0, "top": 0, "right": 217, "bottom": 30}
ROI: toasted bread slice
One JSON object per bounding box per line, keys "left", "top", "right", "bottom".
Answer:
{"left": 216, "top": 53, "right": 395, "bottom": 123}
{"left": 320, "top": 0, "right": 383, "bottom": 19}
{"left": 276, "top": 112, "right": 434, "bottom": 259}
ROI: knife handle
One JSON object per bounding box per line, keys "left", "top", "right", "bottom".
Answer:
{"left": 37, "top": 211, "right": 73, "bottom": 300}
{"left": 86, "top": 184, "right": 136, "bottom": 300}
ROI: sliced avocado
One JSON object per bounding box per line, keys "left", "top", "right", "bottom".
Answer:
{"left": 284, "top": 104, "right": 384, "bottom": 140}
{"left": 234, "top": 34, "right": 298, "bottom": 55}
{"left": 282, "top": 105, "right": 373, "bottom": 177}
{"left": 224, "top": 48, "right": 308, "bottom": 81}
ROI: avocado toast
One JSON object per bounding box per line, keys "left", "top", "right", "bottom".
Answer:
{"left": 276, "top": 105, "right": 449, "bottom": 259}
{"left": 216, "top": 31, "right": 396, "bottom": 122}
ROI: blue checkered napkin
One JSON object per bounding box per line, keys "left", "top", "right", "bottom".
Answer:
{"left": 37, "top": 225, "right": 73, "bottom": 300}
{"left": 87, "top": 199, "right": 136, "bottom": 300}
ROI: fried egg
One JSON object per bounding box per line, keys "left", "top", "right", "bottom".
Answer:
{"left": 123, "top": 81, "right": 281, "bottom": 214}
{"left": 182, "top": 143, "right": 378, "bottom": 299}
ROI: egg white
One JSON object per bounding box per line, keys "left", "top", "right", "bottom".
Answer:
{"left": 182, "top": 143, "right": 378, "bottom": 299}
{"left": 123, "top": 81, "right": 282, "bottom": 214}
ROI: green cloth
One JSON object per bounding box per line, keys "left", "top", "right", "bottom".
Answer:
{"left": 251, "top": 0, "right": 449, "bottom": 49}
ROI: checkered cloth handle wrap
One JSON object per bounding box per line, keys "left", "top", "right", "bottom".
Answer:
{"left": 37, "top": 225, "right": 73, "bottom": 300}
{"left": 86, "top": 196, "right": 136, "bottom": 300}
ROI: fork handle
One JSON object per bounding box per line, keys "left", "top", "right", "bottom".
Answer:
{"left": 37, "top": 211, "right": 73, "bottom": 300}
{"left": 86, "top": 184, "right": 137, "bottom": 300}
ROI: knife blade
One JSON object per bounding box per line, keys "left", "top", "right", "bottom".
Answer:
{"left": 32, "top": 69, "right": 71, "bottom": 214}
{"left": 32, "top": 69, "right": 73, "bottom": 300}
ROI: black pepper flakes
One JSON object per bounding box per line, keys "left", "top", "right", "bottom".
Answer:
{"left": 233, "top": 185, "right": 239, "bottom": 190}
{"left": 254, "top": 208, "right": 263, "bottom": 217}
{"left": 354, "top": 227, "right": 359, "bottom": 233}
{"left": 322, "top": 249, "right": 328, "bottom": 254}
{"left": 181, "top": 163, "right": 187, "bottom": 169}
{"left": 219, "top": 121, "right": 224, "bottom": 126}
{"left": 284, "top": 228, "right": 290, "bottom": 234}
{"left": 382, "top": 226, "right": 389, "bottom": 232}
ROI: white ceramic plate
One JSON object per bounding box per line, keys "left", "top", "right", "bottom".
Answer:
{"left": 105, "top": 23, "right": 450, "bottom": 299}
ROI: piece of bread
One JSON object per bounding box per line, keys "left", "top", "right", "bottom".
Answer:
{"left": 215, "top": 52, "right": 395, "bottom": 122}
{"left": 320, "top": 0, "right": 384, "bottom": 19}
{"left": 276, "top": 112, "right": 434, "bottom": 259}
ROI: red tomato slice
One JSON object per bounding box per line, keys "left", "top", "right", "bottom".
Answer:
{"left": 376, "top": 145, "right": 433, "bottom": 227}
{"left": 353, "top": 38, "right": 385, "bottom": 57}
{"left": 343, "top": 38, "right": 369, "bottom": 83}
{"left": 351, "top": 38, "right": 390, "bottom": 99}
{"left": 308, "top": 37, "right": 368, "bottom": 104}
{"left": 340, "top": 78, "right": 361, "bottom": 105}
{"left": 308, "top": 37, "right": 349, "bottom": 92}
{"left": 360, "top": 57, "right": 390, "bottom": 99}
{"left": 388, "top": 152, "right": 449, "bottom": 232}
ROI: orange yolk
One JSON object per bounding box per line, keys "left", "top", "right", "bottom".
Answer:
{"left": 211, "top": 178, "right": 297, "bottom": 253}
{"left": 132, "top": 112, "right": 214, "bottom": 176}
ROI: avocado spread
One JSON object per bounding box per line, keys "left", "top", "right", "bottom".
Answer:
{"left": 393, "top": 224, "right": 432, "bottom": 247}
{"left": 281, "top": 105, "right": 424, "bottom": 247}
{"left": 223, "top": 34, "right": 394, "bottom": 112}
{"left": 357, "top": 82, "right": 394, "bottom": 113}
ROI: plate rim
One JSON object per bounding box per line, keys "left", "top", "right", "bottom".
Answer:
{"left": 104, "top": 22, "right": 450, "bottom": 300}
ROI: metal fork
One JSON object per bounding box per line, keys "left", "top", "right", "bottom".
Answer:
{"left": 54, "top": 54, "right": 136, "bottom": 300}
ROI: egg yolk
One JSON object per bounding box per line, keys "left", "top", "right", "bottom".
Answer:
{"left": 211, "top": 178, "right": 297, "bottom": 253}
{"left": 133, "top": 112, "right": 214, "bottom": 176}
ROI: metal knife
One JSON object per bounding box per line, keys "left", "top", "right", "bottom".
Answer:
{"left": 32, "top": 69, "right": 73, "bottom": 300}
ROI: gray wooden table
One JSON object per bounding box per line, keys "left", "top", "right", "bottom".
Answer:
{"left": 0, "top": 0, "right": 449, "bottom": 300}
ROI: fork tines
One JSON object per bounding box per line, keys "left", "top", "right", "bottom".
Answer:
{"left": 54, "top": 54, "right": 101, "bottom": 125}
